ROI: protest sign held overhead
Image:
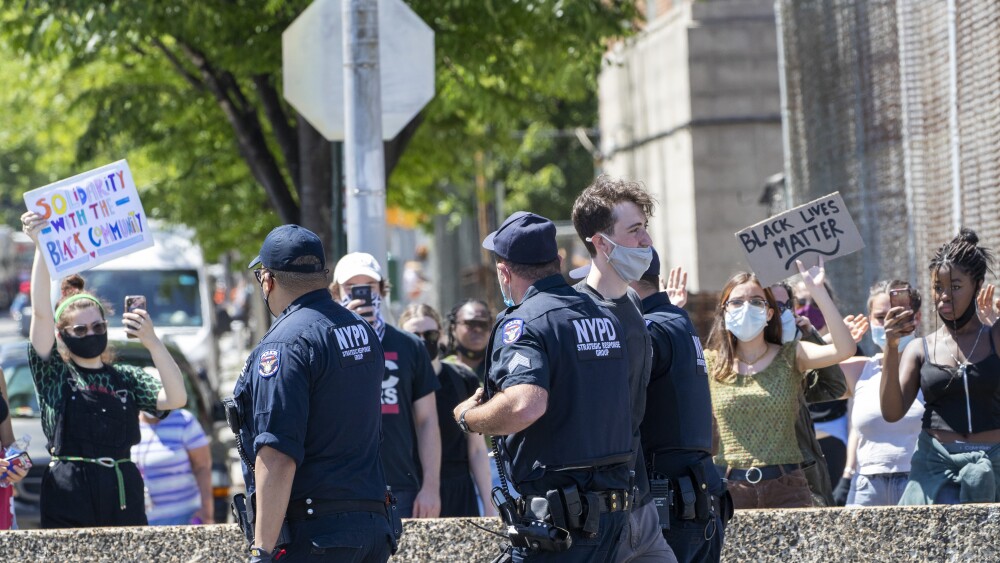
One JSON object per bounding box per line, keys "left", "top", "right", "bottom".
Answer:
{"left": 23, "top": 160, "right": 153, "bottom": 279}
{"left": 735, "top": 192, "right": 864, "bottom": 286}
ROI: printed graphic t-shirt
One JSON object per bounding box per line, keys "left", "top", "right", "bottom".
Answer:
{"left": 379, "top": 325, "right": 441, "bottom": 492}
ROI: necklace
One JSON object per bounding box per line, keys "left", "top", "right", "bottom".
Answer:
{"left": 736, "top": 345, "right": 769, "bottom": 375}
{"left": 946, "top": 326, "right": 986, "bottom": 368}
{"left": 944, "top": 327, "right": 986, "bottom": 435}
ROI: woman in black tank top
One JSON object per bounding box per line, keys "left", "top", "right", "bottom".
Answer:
{"left": 880, "top": 228, "right": 1000, "bottom": 504}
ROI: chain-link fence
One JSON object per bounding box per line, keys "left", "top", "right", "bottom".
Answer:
{"left": 776, "top": 0, "right": 1000, "bottom": 328}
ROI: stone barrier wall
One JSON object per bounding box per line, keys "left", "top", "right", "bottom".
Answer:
{"left": 2, "top": 505, "right": 1000, "bottom": 561}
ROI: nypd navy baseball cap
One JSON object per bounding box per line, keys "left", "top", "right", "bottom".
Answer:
{"left": 248, "top": 224, "right": 326, "bottom": 273}
{"left": 482, "top": 211, "right": 558, "bottom": 264}
{"left": 643, "top": 247, "right": 661, "bottom": 279}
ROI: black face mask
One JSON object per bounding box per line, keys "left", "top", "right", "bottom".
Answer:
{"left": 456, "top": 342, "right": 485, "bottom": 362}
{"left": 422, "top": 337, "right": 440, "bottom": 361}
{"left": 939, "top": 281, "right": 982, "bottom": 331}
{"left": 61, "top": 332, "right": 108, "bottom": 359}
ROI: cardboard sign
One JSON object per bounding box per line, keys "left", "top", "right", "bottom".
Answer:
{"left": 735, "top": 192, "right": 864, "bottom": 286}
{"left": 23, "top": 160, "right": 153, "bottom": 279}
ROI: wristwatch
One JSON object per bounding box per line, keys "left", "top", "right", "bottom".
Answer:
{"left": 458, "top": 407, "right": 473, "bottom": 433}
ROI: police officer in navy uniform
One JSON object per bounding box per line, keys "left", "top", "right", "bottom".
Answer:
{"left": 233, "top": 225, "right": 394, "bottom": 563}
{"left": 453, "top": 211, "right": 634, "bottom": 562}
{"left": 629, "top": 249, "right": 730, "bottom": 563}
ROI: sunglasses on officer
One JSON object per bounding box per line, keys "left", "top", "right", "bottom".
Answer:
{"left": 62, "top": 320, "right": 109, "bottom": 338}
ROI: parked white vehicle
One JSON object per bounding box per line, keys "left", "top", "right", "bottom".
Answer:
{"left": 80, "top": 222, "right": 219, "bottom": 388}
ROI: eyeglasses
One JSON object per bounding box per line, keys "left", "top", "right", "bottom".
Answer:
{"left": 725, "top": 298, "right": 768, "bottom": 311}
{"left": 458, "top": 319, "right": 490, "bottom": 331}
{"left": 253, "top": 268, "right": 268, "bottom": 284}
{"left": 62, "top": 320, "right": 108, "bottom": 337}
{"left": 774, "top": 300, "right": 793, "bottom": 313}
{"left": 412, "top": 330, "right": 441, "bottom": 341}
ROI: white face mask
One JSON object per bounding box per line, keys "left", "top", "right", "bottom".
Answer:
{"left": 725, "top": 304, "right": 769, "bottom": 342}
{"left": 589, "top": 234, "right": 653, "bottom": 283}
{"left": 780, "top": 309, "right": 799, "bottom": 343}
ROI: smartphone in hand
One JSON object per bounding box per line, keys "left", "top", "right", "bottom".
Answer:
{"left": 888, "top": 288, "right": 912, "bottom": 312}
{"left": 350, "top": 286, "right": 373, "bottom": 308}
{"left": 1, "top": 451, "right": 31, "bottom": 480}
{"left": 125, "top": 295, "right": 147, "bottom": 339}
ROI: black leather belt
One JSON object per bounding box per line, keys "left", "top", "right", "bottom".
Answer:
{"left": 723, "top": 463, "right": 800, "bottom": 483}
{"left": 523, "top": 489, "right": 630, "bottom": 516}
{"left": 286, "top": 498, "right": 386, "bottom": 520}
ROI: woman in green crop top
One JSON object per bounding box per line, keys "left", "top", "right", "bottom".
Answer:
{"left": 705, "top": 258, "right": 856, "bottom": 509}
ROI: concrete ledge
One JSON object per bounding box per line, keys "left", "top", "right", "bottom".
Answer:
{"left": 2, "top": 505, "right": 999, "bottom": 561}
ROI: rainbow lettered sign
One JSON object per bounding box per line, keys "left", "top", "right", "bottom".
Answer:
{"left": 23, "top": 160, "right": 153, "bottom": 278}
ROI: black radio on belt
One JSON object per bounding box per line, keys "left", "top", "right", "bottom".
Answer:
{"left": 649, "top": 476, "right": 672, "bottom": 530}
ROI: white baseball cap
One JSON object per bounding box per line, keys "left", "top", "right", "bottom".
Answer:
{"left": 334, "top": 252, "right": 383, "bottom": 284}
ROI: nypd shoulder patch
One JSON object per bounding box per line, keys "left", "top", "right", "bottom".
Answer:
{"left": 259, "top": 349, "right": 281, "bottom": 378}
{"left": 501, "top": 319, "right": 524, "bottom": 345}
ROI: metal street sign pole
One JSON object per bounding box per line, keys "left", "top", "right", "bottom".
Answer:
{"left": 343, "top": 0, "right": 387, "bottom": 265}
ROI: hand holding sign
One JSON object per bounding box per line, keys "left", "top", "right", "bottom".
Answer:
{"left": 796, "top": 256, "right": 827, "bottom": 294}
{"left": 735, "top": 192, "right": 864, "bottom": 286}
{"left": 20, "top": 211, "right": 46, "bottom": 244}
{"left": 23, "top": 160, "right": 153, "bottom": 279}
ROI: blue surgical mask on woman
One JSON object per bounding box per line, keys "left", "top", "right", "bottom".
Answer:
{"left": 780, "top": 309, "right": 799, "bottom": 343}
{"left": 871, "top": 325, "right": 915, "bottom": 352}
{"left": 725, "top": 304, "right": 769, "bottom": 342}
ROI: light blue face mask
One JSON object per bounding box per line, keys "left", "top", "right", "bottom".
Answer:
{"left": 498, "top": 271, "right": 515, "bottom": 308}
{"left": 780, "top": 309, "right": 799, "bottom": 343}
{"left": 725, "top": 304, "right": 769, "bottom": 342}
{"left": 871, "top": 325, "right": 915, "bottom": 352}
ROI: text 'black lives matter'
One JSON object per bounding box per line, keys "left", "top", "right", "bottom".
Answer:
{"left": 572, "top": 317, "right": 623, "bottom": 360}
{"left": 334, "top": 323, "right": 375, "bottom": 366}
{"left": 734, "top": 191, "right": 865, "bottom": 286}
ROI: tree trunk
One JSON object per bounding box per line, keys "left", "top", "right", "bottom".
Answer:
{"left": 297, "top": 117, "right": 334, "bottom": 262}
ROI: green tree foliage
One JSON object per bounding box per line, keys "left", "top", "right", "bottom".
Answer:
{"left": 0, "top": 1, "right": 636, "bottom": 260}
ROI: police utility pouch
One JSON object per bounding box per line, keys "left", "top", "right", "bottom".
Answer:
{"left": 231, "top": 493, "right": 254, "bottom": 546}
{"left": 677, "top": 476, "right": 697, "bottom": 520}
{"left": 649, "top": 477, "right": 672, "bottom": 530}
{"left": 689, "top": 462, "right": 711, "bottom": 521}
{"left": 233, "top": 491, "right": 292, "bottom": 548}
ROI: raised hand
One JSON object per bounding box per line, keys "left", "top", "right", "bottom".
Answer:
{"left": 977, "top": 284, "right": 999, "bottom": 327}
{"left": 20, "top": 211, "right": 46, "bottom": 244}
{"left": 665, "top": 266, "right": 688, "bottom": 308}
{"left": 795, "top": 256, "right": 826, "bottom": 293}
{"left": 844, "top": 314, "right": 869, "bottom": 344}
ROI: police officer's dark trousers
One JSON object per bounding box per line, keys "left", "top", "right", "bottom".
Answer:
{"left": 282, "top": 511, "right": 394, "bottom": 563}
{"left": 41, "top": 373, "right": 146, "bottom": 528}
